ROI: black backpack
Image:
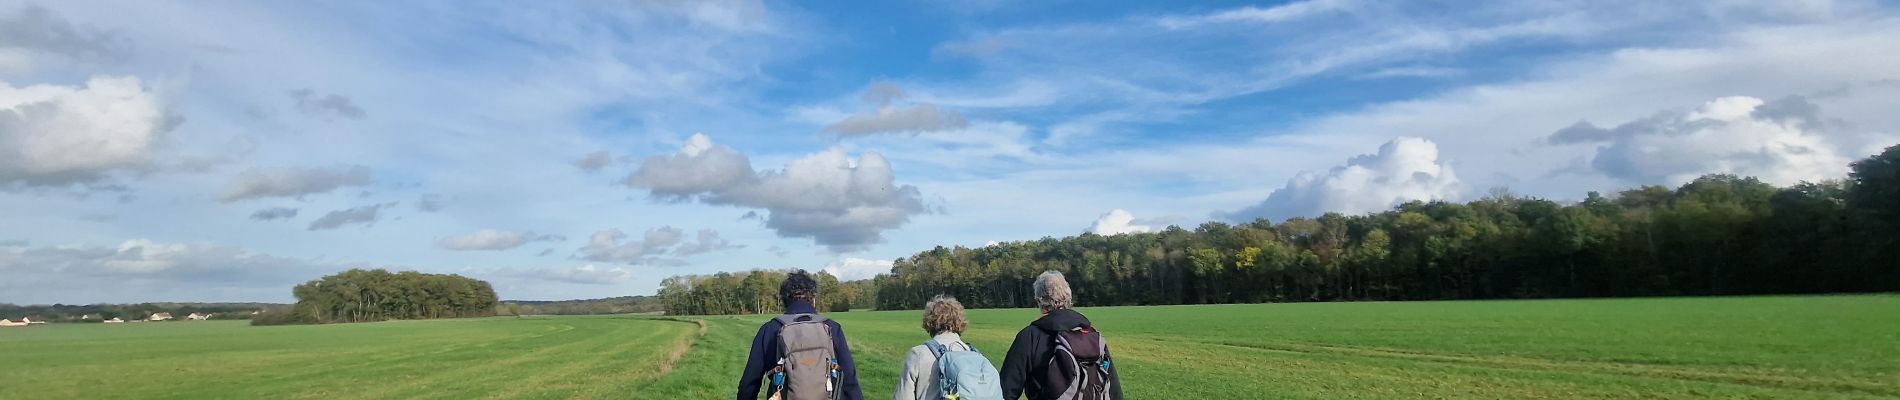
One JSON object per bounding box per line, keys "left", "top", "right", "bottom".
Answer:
{"left": 1042, "top": 323, "right": 1111, "bottom": 400}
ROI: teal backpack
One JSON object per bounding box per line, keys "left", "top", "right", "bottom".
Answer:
{"left": 924, "top": 339, "right": 1003, "bottom": 400}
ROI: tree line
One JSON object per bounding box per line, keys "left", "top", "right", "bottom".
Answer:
{"left": 0, "top": 302, "right": 285, "bottom": 322}
{"left": 870, "top": 145, "right": 1900, "bottom": 310}
{"left": 658, "top": 270, "right": 875, "bottom": 315}
{"left": 497, "top": 296, "right": 664, "bottom": 316}
{"left": 255, "top": 269, "right": 498, "bottom": 325}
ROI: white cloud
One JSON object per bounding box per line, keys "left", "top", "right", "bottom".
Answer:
{"left": 673, "top": 229, "right": 739, "bottom": 256}
{"left": 822, "top": 81, "right": 969, "bottom": 137}
{"left": 823, "top": 257, "right": 892, "bottom": 281}
{"left": 1554, "top": 95, "right": 1856, "bottom": 186}
{"left": 485, "top": 264, "right": 632, "bottom": 285}
{"left": 219, "top": 165, "right": 373, "bottom": 202}
{"left": 1088, "top": 209, "right": 1152, "bottom": 235}
{"left": 624, "top": 133, "right": 928, "bottom": 252}
{"left": 1224, "top": 137, "right": 1460, "bottom": 221}
{"left": 575, "top": 226, "right": 735, "bottom": 264}
{"left": 307, "top": 203, "right": 393, "bottom": 231}
{"left": 1156, "top": 0, "right": 1356, "bottom": 29}
{"left": 0, "top": 76, "right": 166, "bottom": 187}
{"left": 436, "top": 229, "right": 564, "bottom": 251}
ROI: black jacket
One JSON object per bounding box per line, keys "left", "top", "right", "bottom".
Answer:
{"left": 999, "top": 309, "right": 1125, "bottom": 400}
{"left": 736, "top": 301, "right": 863, "bottom": 400}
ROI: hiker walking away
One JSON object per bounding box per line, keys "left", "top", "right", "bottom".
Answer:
{"left": 739, "top": 271, "right": 863, "bottom": 400}
{"left": 894, "top": 295, "right": 1003, "bottom": 400}
{"left": 1000, "top": 271, "right": 1124, "bottom": 400}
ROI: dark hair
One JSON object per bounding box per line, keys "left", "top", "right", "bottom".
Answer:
{"left": 780, "top": 270, "right": 819, "bottom": 306}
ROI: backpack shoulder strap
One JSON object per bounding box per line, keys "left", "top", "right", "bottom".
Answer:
{"left": 924, "top": 339, "right": 948, "bottom": 358}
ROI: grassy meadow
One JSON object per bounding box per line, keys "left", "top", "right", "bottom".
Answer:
{"left": 1, "top": 295, "right": 1895, "bottom": 399}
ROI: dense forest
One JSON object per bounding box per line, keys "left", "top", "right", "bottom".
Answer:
{"left": 254, "top": 269, "right": 498, "bottom": 325}
{"left": 657, "top": 270, "right": 876, "bottom": 315}
{"left": 871, "top": 146, "right": 1900, "bottom": 310}
{"left": 498, "top": 296, "right": 664, "bottom": 316}
{"left": 0, "top": 302, "right": 285, "bottom": 322}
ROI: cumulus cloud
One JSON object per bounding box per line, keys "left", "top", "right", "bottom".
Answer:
{"left": 1088, "top": 209, "right": 1152, "bottom": 235}
{"left": 624, "top": 133, "right": 928, "bottom": 252}
{"left": 0, "top": 76, "right": 166, "bottom": 187}
{"left": 248, "top": 207, "right": 299, "bottom": 221}
{"left": 1552, "top": 95, "right": 1858, "bottom": 186}
{"left": 219, "top": 165, "right": 372, "bottom": 202}
{"left": 575, "top": 150, "right": 614, "bottom": 173}
{"left": 575, "top": 226, "right": 736, "bottom": 264}
{"left": 821, "top": 81, "right": 969, "bottom": 137}
{"left": 823, "top": 257, "right": 893, "bottom": 281}
{"left": 485, "top": 264, "right": 632, "bottom": 285}
{"left": 672, "top": 229, "right": 740, "bottom": 255}
{"left": 1224, "top": 137, "right": 1461, "bottom": 221}
{"left": 287, "top": 88, "right": 365, "bottom": 121}
{"left": 307, "top": 203, "right": 393, "bottom": 231}
{"left": 436, "top": 229, "right": 564, "bottom": 251}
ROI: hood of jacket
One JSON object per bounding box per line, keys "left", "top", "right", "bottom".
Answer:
{"left": 1030, "top": 308, "right": 1091, "bottom": 332}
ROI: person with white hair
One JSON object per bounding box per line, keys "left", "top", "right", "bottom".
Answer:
{"left": 999, "top": 271, "right": 1124, "bottom": 399}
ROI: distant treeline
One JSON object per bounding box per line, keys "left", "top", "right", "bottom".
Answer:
{"left": 254, "top": 269, "right": 498, "bottom": 325}
{"left": 871, "top": 145, "right": 1900, "bottom": 310}
{"left": 0, "top": 302, "right": 285, "bottom": 322}
{"left": 498, "top": 296, "right": 664, "bottom": 316}
{"left": 658, "top": 270, "right": 875, "bottom": 315}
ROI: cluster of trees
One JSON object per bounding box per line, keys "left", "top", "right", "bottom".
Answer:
{"left": 658, "top": 270, "right": 876, "bottom": 315}
{"left": 873, "top": 146, "right": 1900, "bottom": 310}
{"left": 0, "top": 302, "right": 284, "bottom": 322}
{"left": 497, "top": 296, "right": 664, "bottom": 316}
{"left": 255, "top": 269, "right": 498, "bottom": 325}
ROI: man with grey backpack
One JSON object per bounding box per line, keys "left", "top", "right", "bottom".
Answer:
{"left": 895, "top": 295, "right": 1003, "bottom": 400}
{"left": 1000, "top": 271, "right": 1123, "bottom": 400}
{"left": 739, "top": 271, "right": 863, "bottom": 400}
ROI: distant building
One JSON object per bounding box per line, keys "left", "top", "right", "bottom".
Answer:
{"left": 0, "top": 319, "right": 20, "bottom": 327}
{"left": 148, "top": 313, "right": 173, "bottom": 322}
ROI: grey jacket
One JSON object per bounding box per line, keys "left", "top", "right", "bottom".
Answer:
{"left": 893, "top": 332, "right": 972, "bottom": 400}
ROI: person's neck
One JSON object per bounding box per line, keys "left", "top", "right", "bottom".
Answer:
{"left": 784, "top": 299, "right": 817, "bottom": 314}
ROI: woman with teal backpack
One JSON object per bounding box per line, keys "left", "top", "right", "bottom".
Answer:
{"left": 894, "top": 295, "right": 1003, "bottom": 400}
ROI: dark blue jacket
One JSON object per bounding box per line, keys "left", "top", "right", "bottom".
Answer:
{"left": 737, "top": 301, "right": 862, "bottom": 400}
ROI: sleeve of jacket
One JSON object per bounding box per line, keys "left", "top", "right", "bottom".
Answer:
{"left": 737, "top": 322, "right": 775, "bottom": 400}
{"left": 1105, "top": 342, "right": 1125, "bottom": 400}
{"left": 830, "top": 320, "right": 864, "bottom": 400}
{"left": 893, "top": 346, "right": 925, "bottom": 400}
{"left": 999, "top": 326, "right": 1039, "bottom": 399}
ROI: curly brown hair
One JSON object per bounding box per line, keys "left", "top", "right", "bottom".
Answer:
{"left": 921, "top": 295, "right": 967, "bottom": 335}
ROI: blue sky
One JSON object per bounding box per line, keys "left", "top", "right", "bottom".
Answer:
{"left": 2, "top": 0, "right": 1897, "bottom": 303}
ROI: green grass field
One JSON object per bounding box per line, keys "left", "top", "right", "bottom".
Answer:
{"left": 2, "top": 296, "right": 1896, "bottom": 399}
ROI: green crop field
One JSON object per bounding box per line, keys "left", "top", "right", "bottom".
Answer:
{"left": 2, "top": 296, "right": 1896, "bottom": 399}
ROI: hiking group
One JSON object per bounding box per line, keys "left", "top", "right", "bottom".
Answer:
{"left": 738, "top": 270, "right": 1125, "bottom": 400}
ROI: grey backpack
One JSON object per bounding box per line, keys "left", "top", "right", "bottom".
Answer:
{"left": 773, "top": 314, "right": 840, "bottom": 400}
